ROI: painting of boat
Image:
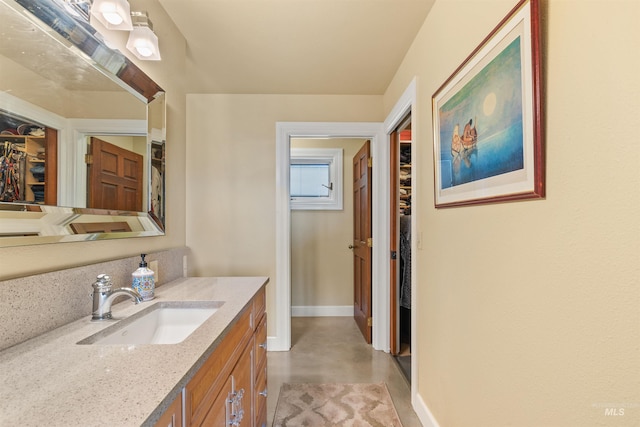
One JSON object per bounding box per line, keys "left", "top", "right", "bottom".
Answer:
{"left": 451, "top": 118, "right": 477, "bottom": 157}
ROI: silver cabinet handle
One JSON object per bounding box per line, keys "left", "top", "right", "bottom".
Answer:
{"left": 259, "top": 388, "right": 268, "bottom": 397}
{"left": 226, "top": 386, "right": 245, "bottom": 426}
{"left": 258, "top": 342, "right": 267, "bottom": 349}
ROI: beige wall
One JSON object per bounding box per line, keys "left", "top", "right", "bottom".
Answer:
{"left": 0, "top": 0, "right": 187, "bottom": 280}
{"left": 290, "top": 138, "right": 366, "bottom": 308}
{"left": 384, "top": 0, "right": 640, "bottom": 425}
{"left": 185, "top": 95, "right": 383, "bottom": 334}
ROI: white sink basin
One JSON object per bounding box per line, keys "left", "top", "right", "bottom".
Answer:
{"left": 78, "top": 301, "right": 224, "bottom": 345}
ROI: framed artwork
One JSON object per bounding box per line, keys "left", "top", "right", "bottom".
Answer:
{"left": 432, "top": 0, "right": 543, "bottom": 208}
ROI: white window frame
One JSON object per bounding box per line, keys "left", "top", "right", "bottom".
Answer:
{"left": 290, "top": 148, "right": 343, "bottom": 210}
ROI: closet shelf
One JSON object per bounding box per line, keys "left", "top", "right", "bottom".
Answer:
{"left": 399, "top": 133, "right": 412, "bottom": 216}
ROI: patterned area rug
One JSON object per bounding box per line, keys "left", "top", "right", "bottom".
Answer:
{"left": 272, "top": 382, "right": 403, "bottom": 427}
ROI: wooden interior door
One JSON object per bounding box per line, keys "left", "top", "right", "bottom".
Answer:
{"left": 390, "top": 115, "right": 412, "bottom": 358}
{"left": 389, "top": 129, "right": 400, "bottom": 355}
{"left": 353, "top": 140, "right": 372, "bottom": 344}
{"left": 88, "top": 137, "right": 143, "bottom": 211}
{"left": 44, "top": 127, "right": 58, "bottom": 205}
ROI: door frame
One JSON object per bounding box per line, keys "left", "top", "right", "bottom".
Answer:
{"left": 272, "top": 78, "right": 418, "bottom": 356}
{"left": 383, "top": 79, "right": 418, "bottom": 398}
{"left": 273, "top": 122, "right": 388, "bottom": 351}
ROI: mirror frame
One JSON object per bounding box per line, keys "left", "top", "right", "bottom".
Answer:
{"left": 0, "top": 0, "right": 166, "bottom": 247}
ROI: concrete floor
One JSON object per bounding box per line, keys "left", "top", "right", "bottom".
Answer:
{"left": 267, "top": 317, "right": 422, "bottom": 426}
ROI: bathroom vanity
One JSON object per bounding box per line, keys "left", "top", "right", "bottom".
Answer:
{"left": 0, "top": 276, "right": 268, "bottom": 426}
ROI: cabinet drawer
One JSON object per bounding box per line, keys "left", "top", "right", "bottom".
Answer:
{"left": 252, "top": 287, "right": 266, "bottom": 329}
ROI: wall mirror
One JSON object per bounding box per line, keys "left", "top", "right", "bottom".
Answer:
{"left": 0, "top": 0, "right": 166, "bottom": 247}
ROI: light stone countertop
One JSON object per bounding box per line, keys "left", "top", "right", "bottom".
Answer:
{"left": 0, "top": 276, "right": 269, "bottom": 427}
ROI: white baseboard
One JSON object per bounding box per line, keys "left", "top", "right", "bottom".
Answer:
{"left": 291, "top": 305, "right": 353, "bottom": 317}
{"left": 414, "top": 392, "right": 441, "bottom": 427}
{"left": 267, "top": 336, "right": 288, "bottom": 352}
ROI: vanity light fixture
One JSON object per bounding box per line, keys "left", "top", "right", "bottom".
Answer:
{"left": 90, "top": 0, "right": 133, "bottom": 31}
{"left": 126, "top": 11, "right": 161, "bottom": 61}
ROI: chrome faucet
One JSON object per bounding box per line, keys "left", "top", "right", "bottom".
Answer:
{"left": 91, "top": 274, "right": 143, "bottom": 320}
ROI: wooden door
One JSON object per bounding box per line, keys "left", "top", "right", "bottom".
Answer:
{"left": 44, "top": 127, "right": 58, "bottom": 205}
{"left": 353, "top": 140, "right": 372, "bottom": 343}
{"left": 389, "top": 129, "right": 400, "bottom": 355}
{"left": 88, "top": 137, "right": 143, "bottom": 211}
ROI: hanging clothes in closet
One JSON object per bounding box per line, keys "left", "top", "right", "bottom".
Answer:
{"left": 399, "top": 214, "right": 411, "bottom": 309}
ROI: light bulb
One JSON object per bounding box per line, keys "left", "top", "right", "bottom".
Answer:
{"left": 126, "top": 24, "right": 161, "bottom": 60}
{"left": 103, "top": 12, "right": 123, "bottom": 25}
{"left": 90, "top": 0, "right": 132, "bottom": 30}
{"left": 136, "top": 45, "right": 153, "bottom": 57}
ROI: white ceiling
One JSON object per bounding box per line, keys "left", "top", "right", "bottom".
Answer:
{"left": 157, "top": 0, "right": 435, "bottom": 95}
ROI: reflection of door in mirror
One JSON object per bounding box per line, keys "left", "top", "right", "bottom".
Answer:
{"left": 87, "top": 137, "right": 143, "bottom": 211}
{"left": 0, "top": 111, "right": 57, "bottom": 205}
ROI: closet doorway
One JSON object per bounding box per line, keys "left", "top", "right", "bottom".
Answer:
{"left": 390, "top": 113, "right": 412, "bottom": 382}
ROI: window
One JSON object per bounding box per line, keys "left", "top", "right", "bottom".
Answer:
{"left": 290, "top": 148, "right": 342, "bottom": 210}
{"left": 291, "top": 163, "right": 331, "bottom": 197}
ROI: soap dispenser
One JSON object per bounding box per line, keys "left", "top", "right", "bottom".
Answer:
{"left": 132, "top": 254, "right": 155, "bottom": 301}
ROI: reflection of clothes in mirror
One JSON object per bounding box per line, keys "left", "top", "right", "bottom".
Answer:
{"left": 0, "top": 143, "right": 26, "bottom": 202}
{"left": 400, "top": 215, "right": 411, "bottom": 309}
{"left": 151, "top": 166, "right": 162, "bottom": 216}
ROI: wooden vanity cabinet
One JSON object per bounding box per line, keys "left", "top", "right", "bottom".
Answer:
{"left": 182, "top": 287, "right": 267, "bottom": 427}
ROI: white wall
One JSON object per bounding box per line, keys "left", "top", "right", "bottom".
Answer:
{"left": 384, "top": 0, "right": 640, "bottom": 425}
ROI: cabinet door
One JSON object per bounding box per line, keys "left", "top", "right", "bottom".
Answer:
{"left": 231, "top": 339, "right": 253, "bottom": 427}
{"left": 154, "top": 394, "right": 183, "bottom": 427}
{"left": 197, "top": 374, "right": 233, "bottom": 426}
{"left": 185, "top": 308, "right": 252, "bottom": 426}
{"left": 201, "top": 340, "right": 253, "bottom": 427}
